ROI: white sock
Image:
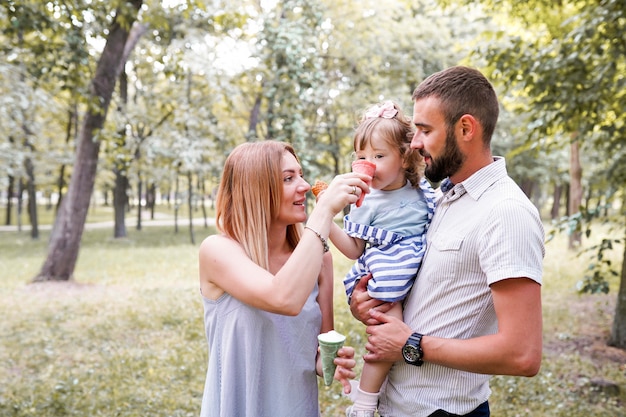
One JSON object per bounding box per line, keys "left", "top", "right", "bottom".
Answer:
{"left": 352, "top": 387, "right": 379, "bottom": 411}
{"left": 345, "top": 379, "right": 360, "bottom": 401}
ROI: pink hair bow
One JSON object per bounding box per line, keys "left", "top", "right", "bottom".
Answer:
{"left": 365, "top": 101, "right": 398, "bottom": 119}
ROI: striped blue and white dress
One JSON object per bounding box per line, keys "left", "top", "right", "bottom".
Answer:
{"left": 343, "top": 177, "right": 436, "bottom": 303}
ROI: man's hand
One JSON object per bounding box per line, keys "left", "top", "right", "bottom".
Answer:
{"left": 363, "top": 309, "right": 412, "bottom": 363}
{"left": 349, "top": 274, "right": 394, "bottom": 325}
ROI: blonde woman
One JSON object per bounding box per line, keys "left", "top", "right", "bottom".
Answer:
{"left": 199, "top": 140, "right": 368, "bottom": 417}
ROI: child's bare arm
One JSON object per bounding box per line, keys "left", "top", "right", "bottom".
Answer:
{"left": 328, "top": 222, "right": 366, "bottom": 259}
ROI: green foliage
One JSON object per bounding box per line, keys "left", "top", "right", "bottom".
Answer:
{"left": 461, "top": 0, "right": 626, "bottom": 192}
{"left": 252, "top": 0, "right": 328, "bottom": 146}
{"left": 0, "top": 0, "right": 483, "bottom": 217}
{"left": 547, "top": 205, "right": 623, "bottom": 295}
{"left": 1, "top": 1, "right": 99, "bottom": 93}
{"left": 577, "top": 238, "right": 621, "bottom": 294}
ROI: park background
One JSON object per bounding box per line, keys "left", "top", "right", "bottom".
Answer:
{"left": 0, "top": 0, "right": 625, "bottom": 416}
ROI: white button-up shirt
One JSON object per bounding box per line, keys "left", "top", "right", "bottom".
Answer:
{"left": 378, "top": 157, "right": 545, "bottom": 417}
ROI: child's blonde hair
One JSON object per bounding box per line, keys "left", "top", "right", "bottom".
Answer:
{"left": 353, "top": 101, "right": 425, "bottom": 188}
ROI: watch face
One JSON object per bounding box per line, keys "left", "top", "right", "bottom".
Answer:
{"left": 403, "top": 345, "right": 419, "bottom": 362}
{"left": 403, "top": 333, "right": 424, "bottom": 366}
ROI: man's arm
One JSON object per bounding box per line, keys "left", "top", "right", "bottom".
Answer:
{"left": 363, "top": 277, "right": 543, "bottom": 376}
{"left": 349, "top": 274, "right": 394, "bottom": 325}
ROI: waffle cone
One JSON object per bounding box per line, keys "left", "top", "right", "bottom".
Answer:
{"left": 312, "top": 180, "right": 328, "bottom": 197}
{"left": 317, "top": 330, "right": 346, "bottom": 386}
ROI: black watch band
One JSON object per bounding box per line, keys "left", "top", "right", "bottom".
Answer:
{"left": 402, "top": 332, "right": 424, "bottom": 366}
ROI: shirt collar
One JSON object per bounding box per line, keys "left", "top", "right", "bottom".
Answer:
{"left": 442, "top": 156, "right": 507, "bottom": 201}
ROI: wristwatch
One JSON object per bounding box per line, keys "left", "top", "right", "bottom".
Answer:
{"left": 402, "top": 332, "right": 424, "bottom": 366}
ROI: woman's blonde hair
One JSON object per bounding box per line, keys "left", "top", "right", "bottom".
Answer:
{"left": 215, "top": 140, "right": 302, "bottom": 269}
{"left": 354, "top": 101, "right": 424, "bottom": 188}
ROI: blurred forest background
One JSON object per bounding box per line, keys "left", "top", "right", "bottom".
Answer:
{"left": 0, "top": 0, "right": 625, "bottom": 415}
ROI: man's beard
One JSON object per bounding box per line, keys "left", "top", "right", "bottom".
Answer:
{"left": 423, "top": 127, "right": 465, "bottom": 183}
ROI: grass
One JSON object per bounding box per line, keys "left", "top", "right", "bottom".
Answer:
{"left": 0, "top": 209, "right": 624, "bottom": 416}
{"left": 0, "top": 225, "right": 203, "bottom": 417}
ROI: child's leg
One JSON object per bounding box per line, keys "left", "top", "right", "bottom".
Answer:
{"left": 351, "top": 303, "right": 403, "bottom": 411}
{"left": 358, "top": 347, "right": 394, "bottom": 394}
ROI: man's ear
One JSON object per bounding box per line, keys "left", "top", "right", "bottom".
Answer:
{"left": 458, "top": 114, "right": 478, "bottom": 141}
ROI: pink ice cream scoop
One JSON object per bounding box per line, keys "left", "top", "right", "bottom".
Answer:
{"left": 351, "top": 160, "right": 376, "bottom": 207}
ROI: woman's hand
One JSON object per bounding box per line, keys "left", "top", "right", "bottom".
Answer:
{"left": 333, "top": 346, "right": 357, "bottom": 395}
{"left": 316, "top": 172, "right": 371, "bottom": 215}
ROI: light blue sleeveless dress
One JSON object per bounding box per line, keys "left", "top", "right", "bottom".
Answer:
{"left": 200, "top": 283, "right": 322, "bottom": 417}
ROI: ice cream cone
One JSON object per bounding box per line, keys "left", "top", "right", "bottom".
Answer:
{"left": 317, "top": 330, "right": 346, "bottom": 386}
{"left": 311, "top": 180, "right": 328, "bottom": 198}
{"left": 351, "top": 160, "right": 376, "bottom": 207}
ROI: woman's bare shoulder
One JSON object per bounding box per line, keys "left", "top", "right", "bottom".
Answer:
{"left": 200, "top": 234, "right": 235, "bottom": 251}
{"left": 199, "top": 235, "right": 243, "bottom": 300}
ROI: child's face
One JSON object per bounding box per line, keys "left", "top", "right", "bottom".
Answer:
{"left": 354, "top": 132, "right": 406, "bottom": 191}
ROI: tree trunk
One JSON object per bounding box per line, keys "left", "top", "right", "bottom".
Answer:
{"left": 147, "top": 182, "right": 156, "bottom": 220}
{"left": 610, "top": 219, "right": 626, "bottom": 349}
{"left": 24, "top": 156, "right": 39, "bottom": 239}
{"left": 33, "top": 2, "right": 143, "bottom": 282}
{"left": 247, "top": 93, "right": 262, "bottom": 141}
{"left": 188, "top": 171, "right": 195, "bottom": 244}
{"left": 136, "top": 174, "right": 143, "bottom": 231}
{"left": 199, "top": 174, "right": 208, "bottom": 228}
{"left": 56, "top": 164, "right": 67, "bottom": 213}
{"left": 21, "top": 126, "right": 39, "bottom": 239}
{"left": 5, "top": 175, "right": 14, "bottom": 226}
{"left": 174, "top": 170, "right": 180, "bottom": 234}
{"left": 325, "top": 116, "right": 349, "bottom": 217}
{"left": 17, "top": 179, "right": 24, "bottom": 232}
{"left": 113, "top": 169, "right": 129, "bottom": 238}
{"left": 16, "top": 26, "right": 39, "bottom": 239}
{"left": 568, "top": 139, "right": 583, "bottom": 249}
{"left": 113, "top": 68, "right": 129, "bottom": 238}
{"left": 551, "top": 183, "right": 563, "bottom": 220}
{"left": 167, "top": 185, "right": 173, "bottom": 208}
{"left": 57, "top": 105, "right": 78, "bottom": 213}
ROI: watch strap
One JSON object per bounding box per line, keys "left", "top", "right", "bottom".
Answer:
{"left": 404, "top": 332, "right": 424, "bottom": 366}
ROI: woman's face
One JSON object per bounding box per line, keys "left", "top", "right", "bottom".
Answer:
{"left": 277, "top": 151, "right": 310, "bottom": 225}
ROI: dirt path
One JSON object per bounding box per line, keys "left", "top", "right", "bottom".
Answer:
{"left": 543, "top": 294, "right": 626, "bottom": 366}
{"left": 0, "top": 214, "right": 215, "bottom": 232}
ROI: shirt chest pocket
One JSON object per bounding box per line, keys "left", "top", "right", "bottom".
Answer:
{"left": 426, "top": 234, "right": 464, "bottom": 282}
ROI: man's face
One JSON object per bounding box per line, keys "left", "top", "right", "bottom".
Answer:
{"left": 411, "top": 97, "right": 465, "bottom": 183}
